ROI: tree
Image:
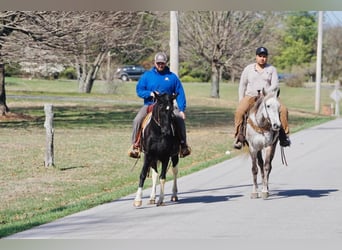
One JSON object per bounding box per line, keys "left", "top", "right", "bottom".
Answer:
{"left": 5, "top": 11, "right": 161, "bottom": 93}
{"left": 0, "top": 11, "right": 33, "bottom": 114}
{"left": 2, "top": 11, "right": 165, "bottom": 91}
{"left": 273, "top": 11, "right": 317, "bottom": 71}
{"left": 178, "top": 11, "right": 275, "bottom": 98}
{"left": 322, "top": 26, "right": 342, "bottom": 82}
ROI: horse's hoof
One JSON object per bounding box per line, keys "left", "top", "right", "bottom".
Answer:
{"left": 156, "top": 202, "right": 165, "bottom": 207}
{"left": 133, "top": 200, "right": 142, "bottom": 207}
{"left": 261, "top": 192, "right": 269, "bottom": 199}
{"left": 148, "top": 199, "right": 156, "bottom": 205}
{"left": 250, "top": 192, "right": 259, "bottom": 199}
{"left": 171, "top": 196, "right": 178, "bottom": 202}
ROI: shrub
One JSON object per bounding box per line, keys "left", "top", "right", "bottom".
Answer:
{"left": 284, "top": 75, "right": 305, "bottom": 87}
{"left": 283, "top": 64, "right": 310, "bottom": 88}
{"left": 181, "top": 75, "right": 202, "bottom": 83}
{"left": 4, "top": 63, "right": 22, "bottom": 77}
{"left": 60, "top": 67, "right": 77, "bottom": 80}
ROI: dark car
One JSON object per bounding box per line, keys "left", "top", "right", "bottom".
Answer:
{"left": 115, "top": 65, "right": 146, "bottom": 81}
{"left": 278, "top": 73, "right": 295, "bottom": 82}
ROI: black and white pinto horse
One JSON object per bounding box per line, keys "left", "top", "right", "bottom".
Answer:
{"left": 133, "top": 93, "right": 180, "bottom": 207}
{"left": 245, "top": 88, "right": 281, "bottom": 199}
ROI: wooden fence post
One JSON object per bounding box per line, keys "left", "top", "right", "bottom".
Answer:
{"left": 44, "top": 104, "right": 54, "bottom": 167}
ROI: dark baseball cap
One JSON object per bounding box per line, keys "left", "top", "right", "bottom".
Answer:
{"left": 154, "top": 52, "right": 168, "bottom": 63}
{"left": 256, "top": 47, "right": 268, "bottom": 56}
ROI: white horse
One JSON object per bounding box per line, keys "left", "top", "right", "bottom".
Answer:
{"left": 245, "top": 88, "right": 281, "bottom": 199}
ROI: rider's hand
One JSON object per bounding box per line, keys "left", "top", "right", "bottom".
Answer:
{"left": 151, "top": 91, "right": 159, "bottom": 98}
{"left": 179, "top": 111, "right": 186, "bottom": 120}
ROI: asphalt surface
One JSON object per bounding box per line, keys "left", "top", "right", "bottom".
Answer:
{"left": 7, "top": 118, "right": 342, "bottom": 239}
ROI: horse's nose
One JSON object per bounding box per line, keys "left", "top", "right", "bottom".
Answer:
{"left": 272, "top": 123, "right": 280, "bottom": 131}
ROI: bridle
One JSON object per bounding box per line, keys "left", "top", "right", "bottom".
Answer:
{"left": 247, "top": 97, "right": 273, "bottom": 134}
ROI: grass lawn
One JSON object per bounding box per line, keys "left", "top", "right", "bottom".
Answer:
{"left": 0, "top": 77, "right": 336, "bottom": 238}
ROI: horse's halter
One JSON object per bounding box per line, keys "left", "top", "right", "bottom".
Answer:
{"left": 248, "top": 95, "right": 280, "bottom": 134}
{"left": 152, "top": 98, "right": 174, "bottom": 135}
{"left": 152, "top": 103, "right": 171, "bottom": 126}
{"left": 261, "top": 95, "right": 281, "bottom": 132}
{"left": 262, "top": 101, "right": 272, "bottom": 129}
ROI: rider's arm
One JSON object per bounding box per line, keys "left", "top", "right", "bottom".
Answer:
{"left": 136, "top": 73, "right": 154, "bottom": 100}
{"left": 174, "top": 77, "right": 187, "bottom": 112}
{"left": 238, "top": 67, "right": 249, "bottom": 101}
{"left": 266, "top": 65, "right": 279, "bottom": 93}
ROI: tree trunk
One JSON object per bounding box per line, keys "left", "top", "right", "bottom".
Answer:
{"left": 0, "top": 63, "right": 9, "bottom": 115}
{"left": 210, "top": 62, "right": 220, "bottom": 98}
{"left": 77, "top": 50, "right": 108, "bottom": 93}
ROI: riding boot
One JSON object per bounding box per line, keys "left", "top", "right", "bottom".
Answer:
{"left": 279, "top": 127, "right": 291, "bottom": 147}
{"left": 128, "top": 129, "right": 142, "bottom": 159}
{"left": 179, "top": 131, "right": 191, "bottom": 158}
{"left": 234, "top": 134, "right": 245, "bottom": 150}
{"left": 180, "top": 142, "right": 191, "bottom": 158}
{"left": 128, "top": 144, "right": 141, "bottom": 158}
{"left": 173, "top": 115, "right": 191, "bottom": 158}
{"left": 233, "top": 122, "right": 246, "bottom": 150}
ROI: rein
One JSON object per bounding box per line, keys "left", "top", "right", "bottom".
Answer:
{"left": 152, "top": 110, "right": 161, "bottom": 127}
{"left": 148, "top": 103, "right": 161, "bottom": 127}
{"left": 280, "top": 147, "right": 288, "bottom": 166}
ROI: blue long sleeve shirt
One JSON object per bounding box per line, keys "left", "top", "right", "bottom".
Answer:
{"left": 136, "top": 66, "right": 187, "bottom": 112}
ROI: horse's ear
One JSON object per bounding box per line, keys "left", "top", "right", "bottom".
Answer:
{"left": 172, "top": 93, "right": 178, "bottom": 100}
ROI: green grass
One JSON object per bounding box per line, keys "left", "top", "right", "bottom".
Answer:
{"left": 0, "top": 77, "right": 335, "bottom": 238}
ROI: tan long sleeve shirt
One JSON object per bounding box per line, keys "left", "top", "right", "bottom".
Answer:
{"left": 238, "top": 63, "right": 279, "bottom": 101}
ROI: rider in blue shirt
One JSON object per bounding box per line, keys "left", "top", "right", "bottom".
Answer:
{"left": 128, "top": 52, "right": 191, "bottom": 158}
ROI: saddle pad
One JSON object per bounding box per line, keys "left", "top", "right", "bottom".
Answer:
{"left": 142, "top": 112, "right": 152, "bottom": 132}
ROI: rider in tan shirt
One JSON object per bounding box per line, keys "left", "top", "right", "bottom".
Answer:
{"left": 233, "top": 47, "right": 291, "bottom": 149}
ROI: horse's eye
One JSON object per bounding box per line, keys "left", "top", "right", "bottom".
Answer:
{"left": 266, "top": 105, "right": 270, "bottom": 108}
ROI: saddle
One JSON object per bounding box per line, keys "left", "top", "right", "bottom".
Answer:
{"left": 133, "top": 104, "right": 154, "bottom": 150}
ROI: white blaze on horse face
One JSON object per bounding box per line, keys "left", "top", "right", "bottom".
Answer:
{"left": 265, "top": 97, "right": 281, "bottom": 131}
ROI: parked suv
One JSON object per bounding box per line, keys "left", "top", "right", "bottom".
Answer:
{"left": 115, "top": 65, "right": 146, "bottom": 81}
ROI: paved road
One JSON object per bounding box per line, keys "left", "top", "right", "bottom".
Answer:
{"left": 7, "top": 119, "right": 342, "bottom": 239}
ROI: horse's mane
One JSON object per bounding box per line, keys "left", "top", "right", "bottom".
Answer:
{"left": 249, "top": 90, "right": 277, "bottom": 115}
{"left": 250, "top": 96, "right": 264, "bottom": 114}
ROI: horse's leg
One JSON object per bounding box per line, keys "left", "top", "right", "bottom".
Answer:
{"left": 157, "top": 160, "right": 168, "bottom": 206}
{"left": 170, "top": 155, "right": 179, "bottom": 202}
{"left": 261, "top": 159, "right": 271, "bottom": 198}
{"left": 171, "top": 166, "right": 178, "bottom": 202}
{"left": 256, "top": 150, "right": 265, "bottom": 198}
{"left": 261, "top": 145, "right": 277, "bottom": 199}
{"left": 148, "top": 163, "right": 158, "bottom": 205}
{"left": 250, "top": 152, "right": 259, "bottom": 199}
{"left": 134, "top": 157, "right": 150, "bottom": 207}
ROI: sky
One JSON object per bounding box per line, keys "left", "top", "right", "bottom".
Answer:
{"left": 324, "top": 11, "right": 342, "bottom": 26}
